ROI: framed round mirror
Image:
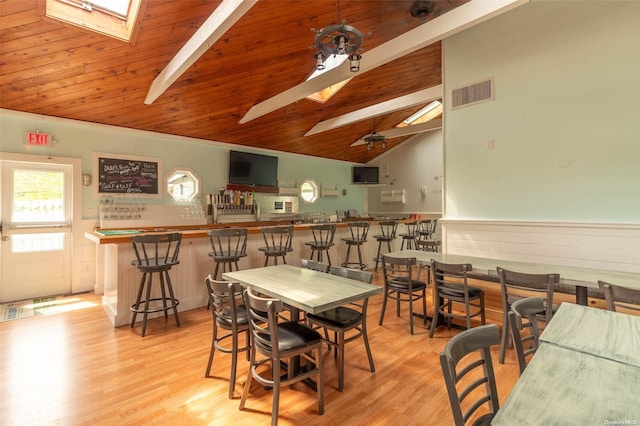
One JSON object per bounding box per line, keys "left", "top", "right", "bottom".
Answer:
{"left": 166, "top": 168, "right": 200, "bottom": 202}
{"left": 299, "top": 179, "right": 318, "bottom": 204}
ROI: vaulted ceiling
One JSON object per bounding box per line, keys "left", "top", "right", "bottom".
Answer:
{"left": 1, "top": 0, "right": 511, "bottom": 163}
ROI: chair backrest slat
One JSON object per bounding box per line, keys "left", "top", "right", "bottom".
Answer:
{"left": 440, "top": 324, "right": 500, "bottom": 426}
{"left": 598, "top": 280, "right": 640, "bottom": 313}
{"left": 509, "top": 296, "right": 545, "bottom": 375}
{"left": 301, "top": 259, "right": 330, "bottom": 273}
{"left": 131, "top": 233, "right": 182, "bottom": 268}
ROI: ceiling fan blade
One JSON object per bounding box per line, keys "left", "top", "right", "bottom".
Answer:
{"left": 350, "top": 119, "right": 442, "bottom": 146}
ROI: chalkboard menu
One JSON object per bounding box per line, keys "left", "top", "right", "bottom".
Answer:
{"left": 96, "top": 155, "right": 160, "bottom": 195}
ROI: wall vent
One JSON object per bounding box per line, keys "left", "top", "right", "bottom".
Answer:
{"left": 451, "top": 77, "right": 494, "bottom": 109}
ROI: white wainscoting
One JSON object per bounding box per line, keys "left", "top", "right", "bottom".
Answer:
{"left": 441, "top": 220, "right": 640, "bottom": 273}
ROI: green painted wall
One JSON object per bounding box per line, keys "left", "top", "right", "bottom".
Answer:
{"left": 0, "top": 110, "right": 365, "bottom": 219}
{"left": 443, "top": 1, "right": 640, "bottom": 222}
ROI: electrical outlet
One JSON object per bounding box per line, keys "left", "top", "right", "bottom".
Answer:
{"left": 487, "top": 139, "right": 495, "bottom": 149}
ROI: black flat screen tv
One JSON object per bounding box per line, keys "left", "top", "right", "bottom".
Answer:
{"left": 352, "top": 166, "right": 380, "bottom": 184}
{"left": 228, "top": 150, "right": 278, "bottom": 187}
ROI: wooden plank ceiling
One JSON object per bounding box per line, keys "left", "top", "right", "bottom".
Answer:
{"left": 0, "top": 0, "right": 467, "bottom": 163}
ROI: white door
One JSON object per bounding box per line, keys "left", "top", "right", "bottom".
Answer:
{"left": 0, "top": 161, "right": 73, "bottom": 302}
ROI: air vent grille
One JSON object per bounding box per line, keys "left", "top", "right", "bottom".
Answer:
{"left": 451, "top": 78, "right": 494, "bottom": 109}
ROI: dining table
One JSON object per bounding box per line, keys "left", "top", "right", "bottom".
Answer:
{"left": 384, "top": 250, "right": 640, "bottom": 306}
{"left": 223, "top": 264, "right": 383, "bottom": 390}
{"left": 491, "top": 303, "right": 640, "bottom": 424}
{"left": 223, "top": 264, "right": 382, "bottom": 320}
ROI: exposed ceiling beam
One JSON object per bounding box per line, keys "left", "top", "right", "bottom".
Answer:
{"left": 239, "top": 0, "right": 529, "bottom": 124}
{"left": 144, "top": 0, "right": 259, "bottom": 105}
{"left": 351, "top": 119, "right": 443, "bottom": 146}
{"left": 304, "top": 85, "right": 442, "bottom": 136}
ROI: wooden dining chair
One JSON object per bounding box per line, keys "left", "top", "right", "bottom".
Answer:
{"left": 240, "top": 288, "right": 324, "bottom": 426}
{"left": 497, "top": 267, "right": 558, "bottom": 364}
{"left": 598, "top": 280, "right": 640, "bottom": 313}
{"left": 509, "top": 296, "right": 545, "bottom": 375}
{"left": 429, "top": 260, "right": 486, "bottom": 338}
{"left": 440, "top": 324, "right": 501, "bottom": 426}
{"left": 204, "top": 276, "right": 250, "bottom": 398}
{"left": 300, "top": 258, "right": 330, "bottom": 273}
{"left": 306, "top": 266, "right": 375, "bottom": 391}
{"left": 379, "top": 255, "right": 428, "bottom": 335}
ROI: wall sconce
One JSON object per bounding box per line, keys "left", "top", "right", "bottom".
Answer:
{"left": 82, "top": 174, "right": 92, "bottom": 187}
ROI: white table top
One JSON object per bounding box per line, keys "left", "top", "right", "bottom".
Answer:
{"left": 492, "top": 343, "right": 640, "bottom": 425}
{"left": 223, "top": 264, "right": 382, "bottom": 315}
{"left": 540, "top": 303, "right": 640, "bottom": 368}
{"left": 385, "top": 251, "right": 640, "bottom": 291}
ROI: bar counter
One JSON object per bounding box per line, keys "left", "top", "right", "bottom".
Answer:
{"left": 85, "top": 219, "right": 401, "bottom": 327}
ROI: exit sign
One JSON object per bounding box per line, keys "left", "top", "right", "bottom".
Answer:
{"left": 26, "top": 132, "right": 51, "bottom": 146}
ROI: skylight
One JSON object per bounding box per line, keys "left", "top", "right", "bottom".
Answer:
{"left": 306, "top": 54, "right": 353, "bottom": 103}
{"left": 46, "top": 0, "right": 142, "bottom": 42}
{"left": 396, "top": 100, "right": 442, "bottom": 127}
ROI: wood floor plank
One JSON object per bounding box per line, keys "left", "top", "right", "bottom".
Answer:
{"left": 1, "top": 270, "right": 557, "bottom": 425}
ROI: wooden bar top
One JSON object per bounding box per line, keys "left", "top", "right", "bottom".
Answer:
{"left": 84, "top": 218, "right": 408, "bottom": 245}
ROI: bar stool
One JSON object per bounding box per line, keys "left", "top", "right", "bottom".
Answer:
{"left": 130, "top": 232, "right": 182, "bottom": 337}
{"left": 372, "top": 220, "right": 397, "bottom": 271}
{"left": 208, "top": 228, "right": 248, "bottom": 280}
{"left": 418, "top": 219, "right": 436, "bottom": 240}
{"left": 258, "top": 225, "right": 294, "bottom": 266}
{"left": 415, "top": 238, "right": 440, "bottom": 284}
{"left": 399, "top": 221, "right": 419, "bottom": 250}
{"left": 341, "top": 222, "right": 369, "bottom": 270}
{"left": 305, "top": 223, "right": 336, "bottom": 265}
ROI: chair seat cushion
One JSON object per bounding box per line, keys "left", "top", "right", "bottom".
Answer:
{"left": 258, "top": 246, "right": 292, "bottom": 255}
{"left": 307, "top": 307, "right": 362, "bottom": 328}
{"left": 305, "top": 242, "right": 334, "bottom": 249}
{"left": 215, "top": 305, "right": 250, "bottom": 328}
{"left": 388, "top": 278, "right": 427, "bottom": 291}
{"left": 472, "top": 413, "right": 495, "bottom": 426}
{"left": 130, "top": 259, "right": 178, "bottom": 271}
{"left": 276, "top": 321, "right": 323, "bottom": 351}
{"left": 439, "top": 283, "right": 484, "bottom": 298}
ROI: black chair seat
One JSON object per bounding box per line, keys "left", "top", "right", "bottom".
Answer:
{"left": 209, "top": 251, "right": 247, "bottom": 261}
{"left": 131, "top": 259, "right": 178, "bottom": 271}
{"left": 388, "top": 278, "right": 427, "bottom": 292}
{"left": 215, "top": 305, "right": 250, "bottom": 329}
{"left": 258, "top": 246, "right": 292, "bottom": 256}
{"left": 440, "top": 283, "right": 484, "bottom": 298}
{"left": 307, "top": 306, "right": 362, "bottom": 328}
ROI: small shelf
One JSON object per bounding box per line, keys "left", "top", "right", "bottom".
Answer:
{"left": 226, "top": 183, "right": 278, "bottom": 194}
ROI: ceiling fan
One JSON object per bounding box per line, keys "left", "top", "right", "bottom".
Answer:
{"left": 361, "top": 119, "right": 387, "bottom": 150}
{"left": 351, "top": 118, "right": 443, "bottom": 148}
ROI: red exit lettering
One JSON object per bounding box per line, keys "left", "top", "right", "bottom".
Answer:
{"left": 26, "top": 132, "right": 50, "bottom": 146}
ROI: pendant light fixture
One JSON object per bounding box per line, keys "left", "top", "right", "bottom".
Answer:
{"left": 311, "top": 0, "right": 365, "bottom": 72}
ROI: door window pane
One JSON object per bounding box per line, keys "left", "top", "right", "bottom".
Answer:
{"left": 12, "top": 170, "right": 65, "bottom": 222}
{"left": 11, "top": 233, "right": 65, "bottom": 253}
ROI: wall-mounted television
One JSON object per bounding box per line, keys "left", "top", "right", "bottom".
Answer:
{"left": 228, "top": 150, "right": 278, "bottom": 187}
{"left": 352, "top": 166, "right": 380, "bottom": 184}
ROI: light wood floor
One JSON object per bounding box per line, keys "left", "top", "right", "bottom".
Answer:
{"left": 0, "top": 270, "right": 601, "bottom": 425}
